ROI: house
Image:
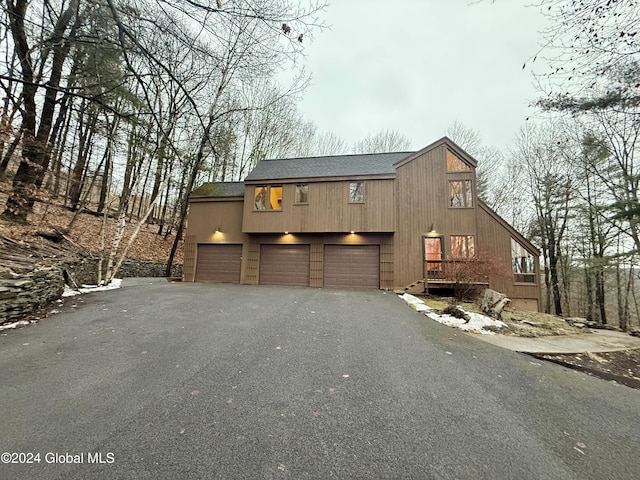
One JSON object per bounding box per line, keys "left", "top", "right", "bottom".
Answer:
{"left": 183, "top": 137, "right": 541, "bottom": 311}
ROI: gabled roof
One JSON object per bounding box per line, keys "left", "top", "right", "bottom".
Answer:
{"left": 190, "top": 182, "right": 245, "bottom": 198}
{"left": 244, "top": 151, "right": 415, "bottom": 182}
{"left": 394, "top": 136, "right": 477, "bottom": 169}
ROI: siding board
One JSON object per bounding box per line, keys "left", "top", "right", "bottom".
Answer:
{"left": 242, "top": 180, "right": 395, "bottom": 233}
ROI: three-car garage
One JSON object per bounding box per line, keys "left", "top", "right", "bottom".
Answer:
{"left": 195, "top": 242, "right": 382, "bottom": 289}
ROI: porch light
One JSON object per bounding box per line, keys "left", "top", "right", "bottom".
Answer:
{"left": 284, "top": 231, "right": 289, "bottom": 235}
{"left": 427, "top": 224, "right": 438, "bottom": 236}
{"left": 350, "top": 230, "right": 355, "bottom": 234}
{"left": 215, "top": 225, "right": 221, "bottom": 233}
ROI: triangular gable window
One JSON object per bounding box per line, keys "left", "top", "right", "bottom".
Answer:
{"left": 447, "top": 150, "right": 471, "bottom": 172}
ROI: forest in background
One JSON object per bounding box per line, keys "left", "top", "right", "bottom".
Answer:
{"left": 1, "top": 0, "right": 639, "bottom": 328}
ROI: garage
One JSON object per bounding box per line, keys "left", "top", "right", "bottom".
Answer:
{"left": 195, "top": 244, "right": 242, "bottom": 283}
{"left": 259, "top": 244, "right": 310, "bottom": 286}
{"left": 324, "top": 245, "right": 380, "bottom": 289}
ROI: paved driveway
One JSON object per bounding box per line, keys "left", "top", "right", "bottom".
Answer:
{"left": 1, "top": 281, "right": 639, "bottom": 479}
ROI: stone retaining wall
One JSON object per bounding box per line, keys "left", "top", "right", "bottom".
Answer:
{"left": 0, "top": 257, "right": 182, "bottom": 324}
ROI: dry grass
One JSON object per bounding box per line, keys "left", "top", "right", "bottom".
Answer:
{"left": 419, "top": 295, "right": 585, "bottom": 337}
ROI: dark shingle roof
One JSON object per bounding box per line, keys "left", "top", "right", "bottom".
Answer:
{"left": 191, "top": 182, "right": 245, "bottom": 198}
{"left": 244, "top": 152, "right": 415, "bottom": 182}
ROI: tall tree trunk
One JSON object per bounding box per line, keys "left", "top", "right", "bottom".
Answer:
{"left": 595, "top": 268, "right": 607, "bottom": 325}
{"left": 69, "top": 109, "right": 97, "bottom": 209}
{"left": 2, "top": 0, "right": 80, "bottom": 223}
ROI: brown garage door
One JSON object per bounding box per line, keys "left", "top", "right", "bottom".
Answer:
{"left": 259, "top": 244, "right": 310, "bottom": 286}
{"left": 324, "top": 245, "right": 380, "bottom": 289}
{"left": 195, "top": 244, "right": 242, "bottom": 283}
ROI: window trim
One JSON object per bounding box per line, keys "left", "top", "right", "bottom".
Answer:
{"left": 450, "top": 235, "right": 475, "bottom": 259}
{"left": 253, "top": 185, "right": 283, "bottom": 211}
{"left": 294, "top": 184, "right": 309, "bottom": 205}
{"left": 348, "top": 181, "right": 365, "bottom": 203}
{"left": 448, "top": 179, "right": 473, "bottom": 208}
{"left": 446, "top": 150, "right": 472, "bottom": 172}
{"left": 422, "top": 235, "right": 444, "bottom": 279}
{"left": 511, "top": 237, "right": 537, "bottom": 284}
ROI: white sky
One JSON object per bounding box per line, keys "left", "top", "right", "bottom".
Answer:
{"left": 297, "top": 0, "right": 550, "bottom": 151}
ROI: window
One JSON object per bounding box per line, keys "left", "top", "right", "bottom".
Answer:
{"left": 447, "top": 150, "right": 471, "bottom": 172}
{"left": 511, "top": 238, "right": 536, "bottom": 283}
{"left": 295, "top": 184, "right": 309, "bottom": 204}
{"left": 451, "top": 235, "right": 475, "bottom": 258}
{"left": 449, "top": 180, "right": 473, "bottom": 208}
{"left": 254, "top": 186, "right": 282, "bottom": 210}
{"left": 349, "top": 182, "right": 364, "bottom": 203}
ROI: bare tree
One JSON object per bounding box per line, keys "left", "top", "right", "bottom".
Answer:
{"left": 1, "top": 0, "right": 326, "bottom": 225}
{"left": 353, "top": 129, "right": 412, "bottom": 153}
{"left": 514, "top": 121, "right": 574, "bottom": 315}
{"left": 536, "top": 0, "right": 640, "bottom": 96}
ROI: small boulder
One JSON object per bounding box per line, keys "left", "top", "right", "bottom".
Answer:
{"left": 481, "top": 289, "right": 510, "bottom": 319}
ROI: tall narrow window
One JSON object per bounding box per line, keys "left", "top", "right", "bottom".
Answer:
{"left": 449, "top": 180, "right": 473, "bottom": 208}
{"left": 270, "top": 186, "right": 282, "bottom": 210}
{"left": 451, "top": 235, "right": 475, "bottom": 258}
{"left": 349, "top": 182, "right": 364, "bottom": 203}
{"left": 511, "top": 238, "right": 536, "bottom": 283}
{"left": 254, "top": 186, "right": 267, "bottom": 210}
{"left": 295, "top": 184, "right": 309, "bottom": 204}
{"left": 423, "top": 236, "right": 443, "bottom": 278}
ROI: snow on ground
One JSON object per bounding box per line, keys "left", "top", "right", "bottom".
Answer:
{"left": 62, "top": 278, "right": 123, "bottom": 297}
{"left": 399, "top": 293, "right": 506, "bottom": 335}
{"left": 1, "top": 280, "right": 123, "bottom": 332}
{"left": 0, "top": 320, "right": 31, "bottom": 332}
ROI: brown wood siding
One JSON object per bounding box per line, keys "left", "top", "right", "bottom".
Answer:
{"left": 324, "top": 245, "right": 380, "bottom": 289}
{"left": 393, "top": 145, "right": 478, "bottom": 288}
{"left": 186, "top": 199, "right": 248, "bottom": 244}
{"left": 184, "top": 199, "right": 250, "bottom": 283}
{"left": 195, "top": 244, "right": 242, "bottom": 283}
{"left": 242, "top": 180, "right": 395, "bottom": 233}
{"left": 476, "top": 204, "right": 541, "bottom": 310}
{"left": 259, "top": 244, "right": 310, "bottom": 286}
{"left": 183, "top": 234, "right": 196, "bottom": 281}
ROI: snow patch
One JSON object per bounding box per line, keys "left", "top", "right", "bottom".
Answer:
{"left": 62, "top": 278, "right": 122, "bottom": 297}
{"left": 0, "top": 320, "right": 31, "bottom": 332}
{"left": 399, "top": 293, "right": 432, "bottom": 313}
{"left": 399, "top": 293, "right": 505, "bottom": 335}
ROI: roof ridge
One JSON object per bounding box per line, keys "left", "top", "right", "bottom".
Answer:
{"left": 262, "top": 151, "right": 416, "bottom": 162}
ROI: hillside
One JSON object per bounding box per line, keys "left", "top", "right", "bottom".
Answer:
{"left": 0, "top": 182, "right": 183, "bottom": 266}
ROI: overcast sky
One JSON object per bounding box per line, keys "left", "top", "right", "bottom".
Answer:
{"left": 296, "top": 0, "right": 550, "bottom": 151}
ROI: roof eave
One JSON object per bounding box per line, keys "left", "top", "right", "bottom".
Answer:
{"left": 244, "top": 173, "right": 396, "bottom": 184}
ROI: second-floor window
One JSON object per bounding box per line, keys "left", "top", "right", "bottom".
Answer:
{"left": 449, "top": 180, "right": 473, "bottom": 208}
{"left": 254, "top": 186, "right": 282, "bottom": 210}
{"left": 295, "top": 184, "right": 309, "bottom": 204}
{"left": 349, "top": 182, "right": 364, "bottom": 203}
{"left": 451, "top": 235, "right": 475, "bottom": 258}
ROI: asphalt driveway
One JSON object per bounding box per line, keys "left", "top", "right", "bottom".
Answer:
{"left": 1, "top": 280, "right": 639, "bottom": 479}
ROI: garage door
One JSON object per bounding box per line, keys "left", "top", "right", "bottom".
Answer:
{"left": 195, "top": 244, "right": 242, "bottom": 283}
{"left": 259, "top": 245, "right": 310, "bottom": 286}
{"left": 324, "top": 245, "right": 380, "bottom": 289}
